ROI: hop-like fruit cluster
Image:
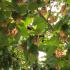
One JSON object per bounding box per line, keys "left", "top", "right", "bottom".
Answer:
{"left": 55, "top": 48, "right": 67, "bottom": 58}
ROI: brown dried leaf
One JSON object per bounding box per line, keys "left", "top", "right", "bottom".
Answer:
{"left": 48, "top": 15, "right": 57, "bottom": 23}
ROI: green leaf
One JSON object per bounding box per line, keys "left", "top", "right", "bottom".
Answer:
{"left": 34, "top": 15, "right": 47, "bottom": 34}
{"left": 24, "top": 17, "right": 34, "bottom": 27}
{"left": 17, "top": 24, "right": 29, "bottom": 38}
{"left": 0, "top": 33, "right": 8, "bottom": 47}
{"left": 5, "top": 0, "right": 12, "bottom": 2}
{"left": 66, "top": 0, "right": 70, "bottom": 6}
{"left": 0, "top": 11, "right": 6, "bottom": 22}
{"left": 46, "top": 36, "right": 59, "bottom": 46}
{"left": 17, "top": 5, "right": 27, "bottom": 15}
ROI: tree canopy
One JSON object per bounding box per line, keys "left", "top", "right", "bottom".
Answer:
{"left": 0, "top": 0, "right": 70, "bottom": 70}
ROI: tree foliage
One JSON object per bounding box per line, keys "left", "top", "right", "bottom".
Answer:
{"left": 0, "top": 0, "right": 70, "bottom": 70}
